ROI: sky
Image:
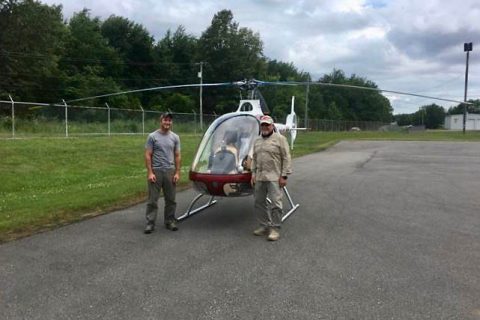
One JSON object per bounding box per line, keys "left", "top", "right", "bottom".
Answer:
{"left": 41, "top": 0, "right": 480, "bottom": 114}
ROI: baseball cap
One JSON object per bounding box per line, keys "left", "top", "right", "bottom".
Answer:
{"left": 160, "top": 112, "right": 173, "bottom": 119}
{"left": 259, "top": 115, "right": 273, "bottom": 125}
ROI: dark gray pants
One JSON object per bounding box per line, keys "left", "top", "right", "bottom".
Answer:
{"left": 145, "top": 168, "right": 176, "bottom": 225}
{"left": 254, "top": 181, "right": 283, "bottom": 228}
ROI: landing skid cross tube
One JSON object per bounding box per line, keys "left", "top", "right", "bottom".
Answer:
{"left": 177, "top": 194, "right": 217, "bottom": 222}
{"left": 266, "top": 186, "right": 300, "bottom": 222}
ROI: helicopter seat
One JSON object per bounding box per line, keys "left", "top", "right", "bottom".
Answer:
{"left": 210, "top": 145, "right": 238, "bottom": 174}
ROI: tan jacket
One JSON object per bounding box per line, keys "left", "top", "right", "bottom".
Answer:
{"left": 252, "top": 132, "right": 292, "bottom": 181}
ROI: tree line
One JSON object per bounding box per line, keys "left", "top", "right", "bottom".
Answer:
{"left": 393, "top": 100, "right": 480, "bottom": 129}
{"left": 0, "top": 0, "right": 395, "bottom": 122}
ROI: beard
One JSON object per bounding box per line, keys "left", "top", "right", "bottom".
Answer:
{"left": 261, "top": 129, "right": 273, "bottom": 137}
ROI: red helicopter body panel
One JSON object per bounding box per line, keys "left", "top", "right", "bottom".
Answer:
{"left": 189, "top": 171, "right": 253, "bottom": 197}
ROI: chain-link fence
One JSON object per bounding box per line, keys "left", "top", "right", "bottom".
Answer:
{"left": 305, "top": 118, "right": 385, "bottom": 131}
{"left": 0, "top": 99, "right": 386, "bottom": 138}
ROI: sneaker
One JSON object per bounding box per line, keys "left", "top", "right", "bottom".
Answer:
{"left": 267, "top": 228, "right": 280, "bottom": 241}
{"left": 144, "top": 223, "right": 155, "bottom": 234}
{"left": 253, "top": 226, "right": 269, "bottom": 236}
{"left": 165, "top": 221, "right": 178, "bottom": 231}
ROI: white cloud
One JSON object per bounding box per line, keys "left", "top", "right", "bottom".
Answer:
{"left": 330, "top": 0, "right": 365, "bottom": 13}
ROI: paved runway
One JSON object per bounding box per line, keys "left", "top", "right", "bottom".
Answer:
{"left": 1, "top": 141, "right": 480, "bottom": 319}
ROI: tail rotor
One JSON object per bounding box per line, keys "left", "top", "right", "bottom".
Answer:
{"left": 274, "top": 96, "right": 306, "bottom": 149}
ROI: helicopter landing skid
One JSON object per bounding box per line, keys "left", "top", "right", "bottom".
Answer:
{"left": 267, "top": 187, "right": 300, "bottom": 222}
{"left": 176, "top": 194, "right": 217, "bottom": 222}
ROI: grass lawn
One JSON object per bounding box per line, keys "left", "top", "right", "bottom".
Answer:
{"left": 2, "top": 130, "right": 480, "bottom": 242}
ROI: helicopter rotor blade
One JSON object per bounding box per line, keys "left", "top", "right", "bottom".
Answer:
{"left": 65, "top": 82, "right": 236, "bottom": 104}
{"left": 64, "top": 78, "right": 471, "bottom": 107}
{"left": 258, "top": 80, "right": 472, "bottom": 105}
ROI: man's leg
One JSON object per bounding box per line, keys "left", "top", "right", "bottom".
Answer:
{"left": 254, "top": 181, "right": 270, "bottom": 230}
{"left": 162, "top": 169, "right": 178, "bottom": 230}
{"left": 266, "top": 181, "right": 283, "bottom": 241}
{"left": 145, "top": 176, "right": 161, "bottom": 233}
{"left": 267, "top": 181, "right": 283, "bottom": 228}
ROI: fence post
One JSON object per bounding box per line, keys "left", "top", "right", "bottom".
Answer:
{"left": 62, "top": 99, "right": 68, "bottom": 138}
{"left": 140, "top": 105, "right": 145, "bottom": 135}
{"left": 105, "top": 103, "right": 111, "bottom": 136}
{"left": 192, "top": 109, "right": 197, "bottom": 135}
{"left": 8, "top": 95, "right": 15, "bottom": 139}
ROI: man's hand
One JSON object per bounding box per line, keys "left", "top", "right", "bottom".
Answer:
{"left": 250, "top": 174, "right": 256, "bottom": 187}
{"left": 172, "top": 172, "right": 180, "bottom": 184}
{"left": 148, "top": 172, "right": 156, "bottom": 183}
{"left": 279, "top": 176, "right": 287, "bottom": 188}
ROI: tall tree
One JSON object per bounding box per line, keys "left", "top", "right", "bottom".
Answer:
{"left": 394, "top": 113, "right": 414, "bottom": 126}
{"left": 152, "top": 26, "right": 199, "bottom": 110}
{"left": 197, "top": 10, "right": 265, "bottom": 82}
{"left": 312, "top": 69, "right": 393, "bottom": 122}
{"left": 422, "top": 104, "right": 445, "bottom": 129}
{"left": 101, "top": 15, "right": 155, "bottom": 106}
{"left": 196, "top": 10, "right": 266, "bottom": 113}
{"left": 155, "top": 26, "right": 198, "bottom": 85}
{"left": 59, "top": 9, "right": 125, "bottom": 106}
{"left": 61, "top": 9, "right": 121, "bottom": 77}
{"left": 0, "top": 0, "right": 67, "bottom": 102}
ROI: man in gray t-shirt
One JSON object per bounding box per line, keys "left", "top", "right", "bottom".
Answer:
{"left": 144, "top": 112, "right": 181, "bottom": 234}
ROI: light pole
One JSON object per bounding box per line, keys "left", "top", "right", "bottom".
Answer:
{"left": 463, "top": 42, "right": 473, "bottom": 134}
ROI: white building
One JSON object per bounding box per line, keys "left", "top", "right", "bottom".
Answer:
{"left": 444, "top": 113, "right": 480, "bottom": 130}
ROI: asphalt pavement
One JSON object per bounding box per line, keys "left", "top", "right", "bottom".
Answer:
{"left": 1, "top": 140, "right": 480, "bottom": 320}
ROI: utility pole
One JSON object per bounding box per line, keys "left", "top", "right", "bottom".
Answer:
{"left": 463, "top": 42, "right": 473, "bottom": 134}
{"left": 198, "top": 62, "right": 203, "bottom": 131}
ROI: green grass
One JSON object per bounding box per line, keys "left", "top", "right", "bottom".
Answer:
{"left": 2, "top": 130, "right": 480, "bottom": 242}
{"left": 0, "top": 134, "right": 200, "bottom": 242}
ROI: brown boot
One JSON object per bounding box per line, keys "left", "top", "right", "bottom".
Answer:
{"left": 267, "top": 228, "right": 280, "bottom": 241}
{"left": 165, "top": 221, "right": 178, "bottom": 231}
{"left": 253, "top": 226, "right": 269, "bottom": 236}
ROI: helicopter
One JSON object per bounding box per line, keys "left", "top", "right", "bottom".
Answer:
{"left": 66, "top": 79, "right": 304, "bottom": 223}
{"left": 176, "top": 79, "right": 303, "bottom": 223}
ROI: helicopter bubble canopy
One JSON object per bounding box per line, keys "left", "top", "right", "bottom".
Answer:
{"left": 191, "top": 113, "right": 260, "bottom": 175}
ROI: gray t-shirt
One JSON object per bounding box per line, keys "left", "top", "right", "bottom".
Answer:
{"left": 145, "top": 130, "right": 181, "bottom": 170}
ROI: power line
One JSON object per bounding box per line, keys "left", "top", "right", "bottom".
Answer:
{"left": 0, "top": 50, "right": 199, "bottom": 66}
{"left": 0, "top": 70, "right": 199, "bottom": 82}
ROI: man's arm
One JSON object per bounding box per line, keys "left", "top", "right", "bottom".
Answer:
{"left": 278, "top": 136, "right": 292, "bottom": 188}
{"left": 280, "top": 136, "right": 292, "bottom": 176}
{"left": 145, "top": 148, "right": 156, "bottom": 183}
{"left": 250, "top": 142, "right": 257, "bottom": 186}
{"left": 173, "top": 149, "right": 181, "bottom": 184}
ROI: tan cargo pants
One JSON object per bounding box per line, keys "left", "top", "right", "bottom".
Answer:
{"left": 145, "top": 168, "right": 177, "bottom": 225}
{"left": 254, "top": 181, "right": 283, "bottom": 228}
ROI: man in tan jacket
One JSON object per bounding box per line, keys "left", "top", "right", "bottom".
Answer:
{"left": 251, "top": 115, "right": 292, "bottom": 241}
